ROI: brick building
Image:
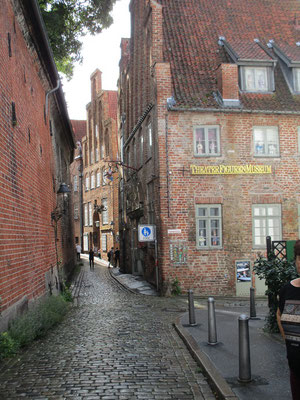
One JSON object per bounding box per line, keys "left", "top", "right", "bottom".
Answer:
{"left": 118, "top": 0, "right": 300, "bottom": 296}
{"left": 70, "top": 120, "right": 86, "bottom": 249}
{"left": 0, "top": 0, "right": 75, "bottom": 330}
{"left": 82, "top": 70, "right": 119, "bottom": 260}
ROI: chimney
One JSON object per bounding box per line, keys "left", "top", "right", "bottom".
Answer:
{"left": 217, "top": 63, "right": 240, "bottom": 107}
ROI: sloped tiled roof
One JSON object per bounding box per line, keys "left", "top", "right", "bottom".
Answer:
{"left": 273, "top": 41, "right": 300, "bottom": 63}
{"left": 71, "top": 120, "right": 87, "bottom": 142}
{"left": 223, "top": 40, "right": 275, "bottom": 62}
{"left": 160, "top": 0, "right": 300, "bottom": 111}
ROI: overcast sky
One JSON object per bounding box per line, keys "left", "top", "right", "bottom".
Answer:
{"left": 62, "top": 0, "right": 130, "bottom": 121}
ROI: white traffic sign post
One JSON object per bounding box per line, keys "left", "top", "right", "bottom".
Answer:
{"left": 138, "top": 225, "right": 158, "bottom": 290}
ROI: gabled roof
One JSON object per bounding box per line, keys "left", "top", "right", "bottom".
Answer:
{"left": 270, "top": 41, "right": 300, "bottom": 66}
{"left": 159, "top": 0, "right": 300, "bottom": 112}
{"left": 71, "top": 120, "right": 87, "bottom": 142}
{"left": 220, "top": 39, "right": 276, "bottom": 65}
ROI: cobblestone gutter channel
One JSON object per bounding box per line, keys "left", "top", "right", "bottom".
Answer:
{"left": 0, "top": 261, "right": 216, "bottom": 399}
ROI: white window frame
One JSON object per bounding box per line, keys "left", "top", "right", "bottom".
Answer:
{"left": 102, "top": 198, "right": 108, "bottom": 225}
{"left": 91, "top": 173, "right": 95, "bottom": 189}
{"left": 253, "top": 126, "right": 279, "bottom": 157}
{"left": 196, "top": 204, "right": 222, "bottom": 249}
{"left": 294, "top": 68, "right": 300, "bottom": 92}
{"left": 194, "top": 126, "right": 220, "bottom": 156}
{"left": 148, "top": 123, "right": 152, "bottom": 158}
{"left": 90, "top": 150, "right": 94, "bottom": 164}
{"left": 84, "top": 203, "right": 88, "bottom": 226}
{"left": 96, "top": 170, "right": 100, "bottom": 187}
{"left": 73, "top": 175, "right": 78, "bottom": 192}
{"left": 101, "top": 233, "right": 107, "bottom": 252}
{"left": 85, "top": 174, "right": 89, "bottom": 191}
{"left": 95, "top": 124, "right": 98, "bottom": 138}
{"left": 88, "top": 202, "right": 93, "bottom": 226}
{"left": 240, "top": 66, "right": 274, "bottom": 92}
{"left": 139, "top": 130, "right": 144, "bottom": 167}
{"left": 95, "top": 148, "right": 99, "bottom": 162}
{"left": 102, "top": 167, "right": 106, "bottom": 186}
{"left": 74, "top": 203, "right": 79, "bottom": 220}
{"left": 252, "top": 204, "right": 282, "bottom": 248}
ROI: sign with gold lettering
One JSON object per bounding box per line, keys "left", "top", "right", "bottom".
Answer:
{"left": 190, "top": 164, "right": 272, "bottom": 175}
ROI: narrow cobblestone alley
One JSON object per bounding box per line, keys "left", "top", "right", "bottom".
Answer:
{"left": 0, "top": 261, "right": 216, "bottom": 400}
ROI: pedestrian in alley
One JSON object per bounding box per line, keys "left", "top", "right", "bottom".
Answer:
{"left": 76, "top": 243, "right": 81, "bottom": 261}
{"left": 89, "top": 248, "right": 94, "bottom": 271}
{"left": 107, "top": 247, "right": 114, "bottom": 268}
{"left": 114, "top": 248, "right": 120, "bottom": 268}
{"left": 277, "top": 240, "right": 300, "bottom": 400}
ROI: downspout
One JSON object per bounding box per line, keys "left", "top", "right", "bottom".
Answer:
{"left": 165, "top": 113, "right": 170, "bottom": 218}
{"left": 45, "top": 80, "right": 60, "bottom": 120}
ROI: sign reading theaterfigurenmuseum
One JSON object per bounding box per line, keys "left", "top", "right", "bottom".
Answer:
{"left": 190, "top": 164, "right": 272, "bottom": 175}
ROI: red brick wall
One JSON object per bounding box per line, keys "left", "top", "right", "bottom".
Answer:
{"left": 0, "top": 0, "right": 73, "bottom": 325}
{"left": 217, "top": 64, "right": 239, "bottom": 100}
{"left": 157, "top": 111, "right": 300, "bottom": 295}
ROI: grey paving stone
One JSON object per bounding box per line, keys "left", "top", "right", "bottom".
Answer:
{"left": 0, "top": 262, "right": 215, "bottom": 400}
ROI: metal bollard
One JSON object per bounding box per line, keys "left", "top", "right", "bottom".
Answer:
{"left": 188, "top": 289, "right": 197, "bottom": 326}
{"left": 250, "top": 287, "right": 257, "bottom": 319}
{"left": 207, "top": 297, "right": 218, "bottom": 345}
{"left": 238, "top": 314, "right": 252, "bottom": 383}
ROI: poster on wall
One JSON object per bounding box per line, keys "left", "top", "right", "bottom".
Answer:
{"left": 170, "top": 242, "right": 188, "bottom": 265}
{"left": 236, "top": 260, "right": 251, "bottom": 282}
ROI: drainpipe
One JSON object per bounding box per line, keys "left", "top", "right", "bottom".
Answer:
{"left": 45, "top": 80, "right": 60, "bottom": 120}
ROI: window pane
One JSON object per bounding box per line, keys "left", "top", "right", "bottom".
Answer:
{"left": 211, "top": 221, "right": 220, "bottom": 246}
{"left": 198, "top": 207, "right": 207, "bottom": 217}
{"left": 195, "top": 128, "right": 205, "bottom": 154}
{"left": 255, "top": 68, "right": 267, "bottom": 90}
{"left": 210, "top": 207, "right": 219, "bottom": 217}
{"left": 245, "top": 68, "right": 255, "bottom": 90}
{"left": 254, "top": 129, "right": 265, "bottom": 154}
{"left": 198, "top": 220, "right": 207, "bottom": 246}
{"left": 208, "top": 128, "right": 218, "bottom": 154}
{"left": 294, "top": 68, "right": 300, "bottom": 92}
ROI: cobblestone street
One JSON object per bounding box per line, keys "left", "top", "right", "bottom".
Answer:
{"left": 0, "top": 261, "right": 216, "bottom": 400}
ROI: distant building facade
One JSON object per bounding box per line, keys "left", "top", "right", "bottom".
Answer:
{"left": 0, "top": 0, "right": 75, "bottom": 330}
{"left": 118, "top": 0, "right": 300, "bottom": 296}
{"left": 82, "top": 70, "right": 119, "bottom": 260}
{"left": 70, "top": 120, "right": 86, "bottom": 249}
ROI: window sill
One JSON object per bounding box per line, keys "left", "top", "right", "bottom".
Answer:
{"left": 194, "top": 154, "right": 221, "bottom": 158}
{"left": 196, "top": 246, "right": 223, "bottom": 250}
{"left": 253, "top": 155, "right": 280, "bottom": 158}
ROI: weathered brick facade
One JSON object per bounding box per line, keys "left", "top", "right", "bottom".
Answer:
{"left": 70, "top": 120, "right": 86, "bottom": 250}
{"left": 0, "top": 0, "right": 75, "bottom": 330}
{"left": 82, "top": 70, "right": 119, "bottom": 261}
{"left": 119, "top": 0, "right": 300, "bottom": 296}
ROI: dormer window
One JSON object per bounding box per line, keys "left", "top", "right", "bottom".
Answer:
{"left": 219, "top": 38, "right": 276, "bottom": 94}
{"left": 294, "top": 68, "right": 300, "bottom": 92}
{"left": 241, "top": 67, "right": 271, "bottom": 92}
{"left": 268, "top": 41, "right": 300, "bottom": 94}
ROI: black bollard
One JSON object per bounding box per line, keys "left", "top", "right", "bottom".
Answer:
{"left": 238, "top": 314, "right": 252, "bottom": 383}
{"left": 207, "top": 297, "right": 218, "bottom": 345}
{"left": 188, "top": 289, "right": 197, "bottom": 326}
{"left": 250, "top": 287, "right": 257, "bottom": 319}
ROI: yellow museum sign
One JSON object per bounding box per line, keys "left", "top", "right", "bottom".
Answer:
{"left": 190, "top": 164, "right": 272, "bottom": 175}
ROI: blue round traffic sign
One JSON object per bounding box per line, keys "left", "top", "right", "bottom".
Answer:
{"left": 142, "top": 227, "right": 151, "bottom": 237}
